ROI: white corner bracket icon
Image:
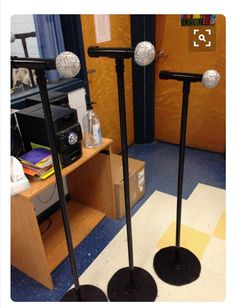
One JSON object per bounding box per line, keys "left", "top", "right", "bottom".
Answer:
{"left": 205, "top": 29, "right": 212, "bottom": 47}
{"left": 193, "top": 29, "right": 199, "bottom": 47}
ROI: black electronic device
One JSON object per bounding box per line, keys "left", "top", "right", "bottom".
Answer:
{"left": 16, "top": 103, "right": 82, "bottom": 167}
{"left": 25, "top": 91, "right": 70, "bottom": 108}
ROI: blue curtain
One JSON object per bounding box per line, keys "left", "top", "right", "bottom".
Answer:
{"left": 33, "top": 15, "right": 65, "bottom": 82}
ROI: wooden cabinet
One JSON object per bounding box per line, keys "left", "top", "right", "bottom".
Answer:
{"left": 11, "top": 138, "right": 115, "bottom": 289}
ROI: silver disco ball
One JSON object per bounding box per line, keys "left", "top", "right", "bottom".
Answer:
{"left": 202, "top": 70, "right": 220, "bottom": 88}
{"left": 56, "top": 51, "right": 81, "bottom": 78}
{"left": 134, "top": 41, "right": 156, "bottom": 66}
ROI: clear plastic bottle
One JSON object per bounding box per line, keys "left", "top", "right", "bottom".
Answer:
{"left": 82, "top": 103, "right": 102, "bottom": 148}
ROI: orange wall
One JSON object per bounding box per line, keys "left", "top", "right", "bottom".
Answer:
{"left": 81, "top": 15, "right": 133, "bottom": 153}
{"left": 155, "top": 15, "right": 226, "bottom": 153}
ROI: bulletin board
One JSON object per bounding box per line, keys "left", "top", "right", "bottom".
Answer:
{"left": 180, "top": 15, "right": 216, "bottom": 26}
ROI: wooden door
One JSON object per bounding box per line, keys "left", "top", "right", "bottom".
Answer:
{"left": 155, "top": 15, "right": 225, "bottom": 153}
{"left": 81, "top": 15, "right": 133, "bottom": 153}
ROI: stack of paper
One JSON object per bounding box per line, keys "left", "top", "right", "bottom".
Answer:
{"left": 19, "top": 147, "right": 54, "bottom": 180}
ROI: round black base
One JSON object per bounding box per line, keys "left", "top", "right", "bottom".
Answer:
{"left": 153, "top": 246, "right": 201, "bottom": 286}
{"left": 107, "top": 266, "right": 157, "bottom": 302}
{"left": 60, "top": 285, "right": 108, "bottom": 302}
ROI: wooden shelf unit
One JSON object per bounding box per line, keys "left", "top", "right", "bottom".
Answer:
{"left": 11, "top": 138, "right": 115, "bottom": 289}
{"left": 39, "top": 200, "right": 106, "bottom": 273}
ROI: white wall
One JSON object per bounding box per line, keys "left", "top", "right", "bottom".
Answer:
{"left": 11, "top": 15, "right": 39, "bottom": 57}
{"left": 68, "top": 87, "right": 87, "bottom": 131}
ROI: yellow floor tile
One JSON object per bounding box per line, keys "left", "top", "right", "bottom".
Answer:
{"left": 213, "top": 211, "right": 226, "bottom": 240}
{"left": 157, "top": 221, "right": 211, "bottom": 259}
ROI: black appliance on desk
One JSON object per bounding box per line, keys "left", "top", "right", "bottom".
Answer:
{"left": 25, "top": 91, "right": 70, "bottom": 108}
{"left": 16, "top": 103, "right": 83, "bottom": 167}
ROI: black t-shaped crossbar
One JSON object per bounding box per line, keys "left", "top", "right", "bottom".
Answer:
{"left": 88, "top": 46, "right": 135, "bottom": 59}
{"left": 159, "top": 70, "right": 203, "bottom": 83}
{"left": 11, "top": 56, "right": 56, "bottom": 71}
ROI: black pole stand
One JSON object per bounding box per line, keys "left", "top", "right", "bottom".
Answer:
{"left": 107, "top": 59, "right": 157, "bottom": 301}
{"left": 153, "top": 80, "right": 201, "bottom": 286}
{"left": 21, "top": 37, "right": 36, "bottom": 88}
{"left": 36, "top": 70, "right": 108, "bottom": 301}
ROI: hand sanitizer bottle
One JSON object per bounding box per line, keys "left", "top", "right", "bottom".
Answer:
{"left": 82, "top": 102, "right": 102, "bottom": 148}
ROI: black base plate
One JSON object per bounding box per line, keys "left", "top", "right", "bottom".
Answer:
{"left": 60, "top": 285, "right": 108, "bottom": 302}
{"left": 153, "top": 246, "right": 201, "bottom": 286}
{"left": 107, "top": 266, "right": 157, "bottom": 302}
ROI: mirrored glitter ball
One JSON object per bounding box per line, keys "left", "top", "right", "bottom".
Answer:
{"left": 202, "top": 70, "right": 220, "bottom": 88}
{"left": 134, "top": 41, "right": 156, "bottom": 66}
{"left": 56, "top": 51, "right": 81, "bottom": 78}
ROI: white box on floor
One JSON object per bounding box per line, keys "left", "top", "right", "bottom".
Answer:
{"left": 111, "top": 154, "right": 145, "bottom": 219}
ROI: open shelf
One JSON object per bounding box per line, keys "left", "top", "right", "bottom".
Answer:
{"left": 20, "top": 138, "right": 113, "bottom": 200}
{"left": 39, "top": 200, "right": 106, "bottom": 272}
{"left": 11, "top": 137, "right": 114, "bottom": 289}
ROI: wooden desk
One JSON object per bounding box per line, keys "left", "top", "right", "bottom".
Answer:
{"left": 11, "top": 138, "right": 116, "bottom": 289}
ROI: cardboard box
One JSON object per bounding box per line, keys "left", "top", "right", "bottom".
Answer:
{"left": 111, "top": 154, "right": 145, "bottom": 219}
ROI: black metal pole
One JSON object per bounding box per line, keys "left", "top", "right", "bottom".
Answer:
{"left": 11, "top": 54, "right": 108, "bottom": 301}
{"left": 175, "top": 81, "right": 191, "bottom": 249}
{"left": 107, "top": 58, "right": 157, "bottom": 301}
{"left": 35, "top": 70, "right": 81, "bottom": 300}
{"left": 153, "top": 78, "right": 201, "bottom": 286}
{"left": 115, "top": 59, "right": 135, "bottom": 283}
{"left": 21, "top": 38, "right": 36, "bottom": 88}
